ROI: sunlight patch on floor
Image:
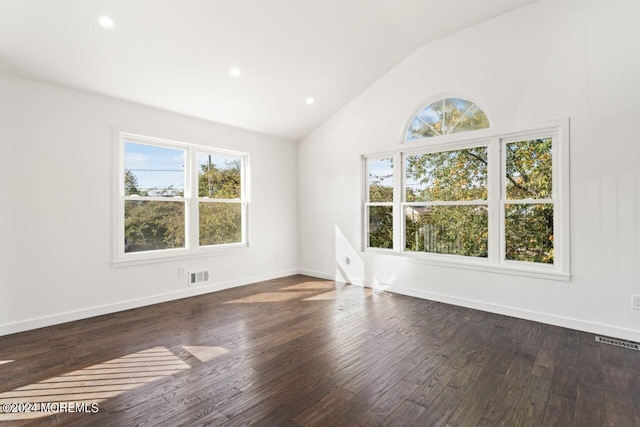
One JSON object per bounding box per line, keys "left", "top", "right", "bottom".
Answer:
{"left": 281, "top": 281, "right": 336, "bottom": 290}
{"left": 303, "top": 288, "right": 373, "bottom": 301}
{"left": 223, "top": 292, "right": 314, "bottom": 303}
{"left": 182, "top": 346, "right": 229, "bottom": 362}
{"left": 0, "top": 347, "right": 189, "bottom": 421}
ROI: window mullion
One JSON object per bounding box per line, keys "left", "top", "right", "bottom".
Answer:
{"left": 393, "top": 151, "right": 402, "bottom": 252}
{"left": 188, "top": 147, "right": 198, "bottom": 250}
{"left": 489, "top": 138, "right": 501, "bottom": 263}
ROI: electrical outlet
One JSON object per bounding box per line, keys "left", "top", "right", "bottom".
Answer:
{"left": 178, "top": 267, "right": 185, "bottom": 277}
{"left": 632, "top": 295, "right": 640, "bottom": 310}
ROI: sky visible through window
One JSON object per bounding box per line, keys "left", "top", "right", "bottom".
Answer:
{"left": 368, "top": 159, "right": 393, "bottom": 187}
{"left": 125, "top": 142, "right": 185, "bottom": 192}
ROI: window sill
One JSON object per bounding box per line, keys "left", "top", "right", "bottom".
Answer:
{"left": 362, "top": 249, "right": 570, "bottom": 282}
{"left": 112, "top": 244, "right": 252, "bottom": 268}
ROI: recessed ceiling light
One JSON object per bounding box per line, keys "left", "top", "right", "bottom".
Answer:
{"left": 229, "top": 67, "right": 241, "bottom": 77}
{"left": 305, "top": 97, "right": 315, "bottom": 105}
{"left": 99, "top": 16, "right": 114, "bottom": 28}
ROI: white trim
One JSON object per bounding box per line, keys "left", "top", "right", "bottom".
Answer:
{"left": 362, "top": 249, "right": 569, "bottom": 281}
{"left": 0, "top": 269, "right": 298, "bottom": 337}
{"left": 111, "top": 245, "right": 253, "bottom": 267}
{"left": 297, "top": 269, "right": 640, "bottom": 343}
{"left": 296, "top": 268, "right": 338, "bottom": 282}
{"left": 376, "top": 283, "right": 640, "bottom": 343}
{"left": 404, "top": 200, "right": 489, "bottom": 207}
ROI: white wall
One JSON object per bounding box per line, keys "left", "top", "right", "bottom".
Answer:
{"left": 0, "top": 73, "right": 299, "bottom": 335}
{"left": 298, "top": 0, "right": 640, "bottom": 341}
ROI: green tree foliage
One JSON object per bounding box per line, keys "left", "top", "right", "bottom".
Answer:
{"left": 368, "top": 159, "right": 394, "bottom": 248}
{"left": 368, "top": 206, "right": 393, "bottom": 249}
{"left": 125, "top": 201, "right": 185, "bottom": 252}
{"left": 125, "top": 168, "right": 187, "bottom": 252}
{"left": 198, "top": 158, "right": 241, "bottom": 199}
{"left": 124, "top": 158, "right": 243, "bottom": 253}
{"left": 124, "top": 170, "right": 141, "bottom": 196}
{"left": 406, "top": 147, "right": 488, "bottom": 202}
{"left": 505, "top": 138, "right": 553, "bottom": 263}
{"left": 401, "top": 138, "right": 553, "bottom": 263}
{"left": 198, "top": 158, "right": 242, "bottom": 246}
{"left": 405, "top": 147, "right": 488, "bottom": 257}
{"left": 505, "top": 204, "right": 553, "bottom": 264}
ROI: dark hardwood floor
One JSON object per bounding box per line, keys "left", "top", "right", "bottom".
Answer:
{"left": 1, "top": 275, "right": 639, "bottom": 426}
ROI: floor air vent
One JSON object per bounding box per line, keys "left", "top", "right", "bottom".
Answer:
{"left": 595, "top": 336, "right": 640, "bottom": 351}
{"left": 189, "top": 270, "right": 210, "bottom": 286}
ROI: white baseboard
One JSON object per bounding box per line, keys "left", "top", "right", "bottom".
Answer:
{"left": 296, "top": 268, "right": 340, "bottom": 282}
{"left": 298, "top": 269, "right": 640, "bottom": 343}
{"left": 5, "top": 267, "right": 639, "bottom": 343}
{"left": 0, "top": 269, "right": 299, "bottom": 337}
{"left": 389, "top": 284, "right": 640, "bottom": 343}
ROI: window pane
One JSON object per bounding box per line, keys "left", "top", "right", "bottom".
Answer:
{"left": 405, "top": 98, "right": 489, "bottom": 141}
{"left": 199, "top": 202, "right": 242, "bottom": 246}
{"left": 198, "top": 153, "right": 242, "bottom": 199}
{"left": 506, "top": 137, "right": 552, "bottom": 200}
{"left": 368, "top": 158, "right": 394, "bottom": 202}
{"left": 125, "top": 201, "right": 185, "bottom": 252}
{"left": 406, "top": 117, "right": 439, "bottom": 140}
{"left": 446, "top": 102, "right": 490, "bottom": 135}
{"left": 405, "top": 205, "right": 488, "bottom": 257}
{"left": 368, "top": 206, "right": 393, "bottom": 249}
{"left": 405, "top": 147, "right": 488, "bottom": 202}
{"left": 124, "top": 142, "right": 185, "bottom": 196}
{"left": 505, "top": 204, "right": 554, "bottom": 264}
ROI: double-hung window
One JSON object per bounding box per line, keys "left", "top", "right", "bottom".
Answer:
{"left": 115, "top": 133, "right": 248, "bottom": 264}
{"left": 363, "top": 101, "right": 569, "bottom": 280}
{"left": 404, "top": 145, "right": 489, "bottom": 258}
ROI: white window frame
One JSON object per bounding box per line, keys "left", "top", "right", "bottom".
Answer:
{"left": 113, "top": 131, "right": 250, "bottom": 267}
{"left": 362, "top": 118, "right": 570, "bottom": 281}
{"left": 402, "top": 92, "right": 492, "bottom": 142}
{"left": 364, "top": 155, "right": 398, "bottom": 251}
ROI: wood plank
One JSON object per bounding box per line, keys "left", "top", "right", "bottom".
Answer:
{"left": 356, "top": 379, "right": 420, "bottom": 426}
{"left": 381, "top": 401, "right": 426, "bottom": 427}
{"left": 407, "top": 364, "right": 458, "bottom": 408}
{"left": 510, "top": 375, "right": 551, "bottom": 426}
{"left": 575, "top": 384, "right": 605, "bottom": 427}
{"left": 292, "top": 387, "right": 355, "bottom": 426}
{"left": 447, "top": 369, "right": 503, "bottom": 427}
{"left": 541, "top": 393, "right": 575, "bottom": 427}
{"left": 503, "top": 351, "right": 535, "bottom": 388}
{"left": 477, "top": 379, "right": 524, "bottom": 427}
{"left": 413, "top": 385, "right": 465, "bottom": 427}
{"left": 579, "top": 344, "right": 602, "bottom": 366}
{"left": 602, "top": 364, "right": 634, "bottom": 408}
{"left": 550, "top": 365, "right": 578, "bottom": 400}
{"left": 1, "top": 275, "right": 638, "bottom": 426}
{"left": 531, "top": 348, "right": 556, "bottom": 380}
{"left": 604, "top": 400, "right": 639, "bottom": 427}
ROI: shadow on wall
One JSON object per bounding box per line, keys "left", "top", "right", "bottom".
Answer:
{"left": 334, "top": 225, "right": 388, "bottom": 290}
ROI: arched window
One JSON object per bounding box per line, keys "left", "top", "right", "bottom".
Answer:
{"left": 404, "top": 97, "right": 490, "bottom": 141}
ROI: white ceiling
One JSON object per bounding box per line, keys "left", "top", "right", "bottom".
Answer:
{"left": 0, "top": 0, "right": 538, "bottom": 142}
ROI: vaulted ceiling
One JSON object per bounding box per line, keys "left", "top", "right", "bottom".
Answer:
{"left": 0, "top": 0, "right": 538, "bottom": 141}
